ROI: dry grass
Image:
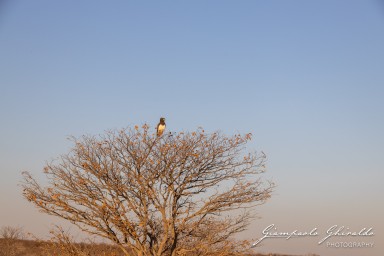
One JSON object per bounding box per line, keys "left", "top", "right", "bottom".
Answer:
{"left": 0, "top": 238, "right": 124, "bottom": 256}
{"left": 0, "top": 238, "right": 318, "bottom": 256}
{"left": 0, "top": 225, "right": 317, "bottom": 256}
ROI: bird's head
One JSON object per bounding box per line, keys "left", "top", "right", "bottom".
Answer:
{"left": 160, "top": 117, "right": 165, "bottom": 123}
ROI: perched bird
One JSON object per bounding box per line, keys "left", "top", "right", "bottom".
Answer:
{"left": 156, "top": 117, "right": 166, "bottom": 136}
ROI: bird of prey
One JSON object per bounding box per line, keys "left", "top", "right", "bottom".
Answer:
{"left": 156, "top": 117, "right": 166, "bottom": 136}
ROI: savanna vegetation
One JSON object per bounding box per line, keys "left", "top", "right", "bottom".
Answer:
{"left": 22, "top": 125, "right": 274, "bottom": 256}
{"left": 0, "top": 225, "right": 317, "bottom": 256}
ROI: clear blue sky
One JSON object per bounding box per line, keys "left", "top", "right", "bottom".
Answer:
{"left": 1, "top": 1, "right": 383, "bottom": 255}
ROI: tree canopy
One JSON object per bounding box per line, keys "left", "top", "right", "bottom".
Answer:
{"left": 22, "top": 125, "right": 274, "bottom": 256}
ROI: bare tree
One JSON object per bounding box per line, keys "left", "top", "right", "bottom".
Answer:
{"left": 22, "top": 125, "right": 274, "bottom": 256}
{"left": 0, "top": 226, "right": 24, "bottom": 256}
{"left": 0, "top": 226, "right": 24, "bottom": 240}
